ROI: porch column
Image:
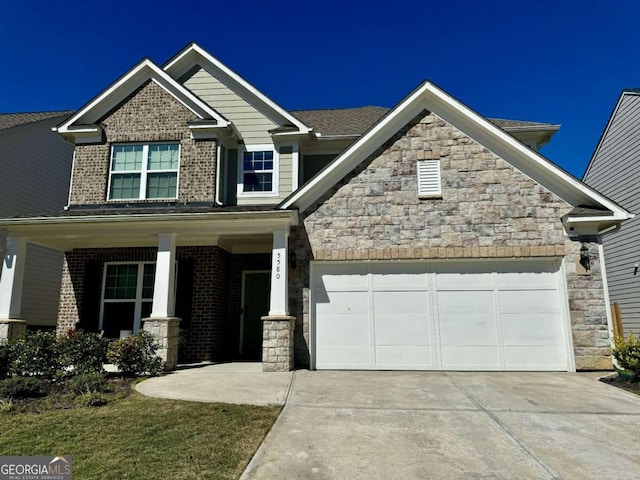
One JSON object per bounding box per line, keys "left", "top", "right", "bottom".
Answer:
{"left": 261, "top": 228, "right": 295, "bottom": 372}
{"left": 143, "top": 233, "right": 180, "bottom": 370}
{"left": 0, "top": 236, "right": 28, "bottom": 341}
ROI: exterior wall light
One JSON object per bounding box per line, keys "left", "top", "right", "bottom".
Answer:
{"left": 289, "top": 250, "right": 298, "bottom": 270}
{"left": 580, "top": 244, "right": 590, "bottom": 271}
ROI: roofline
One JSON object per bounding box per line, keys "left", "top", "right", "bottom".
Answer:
{"left": 582, "top": 89, "right": 640, "bottom": 180}
{"left": 163, "top": 43, "right": 312, "bottom": 134}
{"left": 280, "top": 80, "right": 632, "bottom": 222}
{"left": 55, "top": 57, "right": 229, "bottom": 135}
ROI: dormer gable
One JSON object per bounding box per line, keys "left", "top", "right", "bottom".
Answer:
{"left": 164, "top": 43, "right": 311, "bottom": 143}
{"left": 54, "top": 58, "right": 232, "bottom": 144}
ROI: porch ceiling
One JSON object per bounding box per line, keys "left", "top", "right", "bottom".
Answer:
{"left": 0, "top": 210, "right": 297, "bottom": 251}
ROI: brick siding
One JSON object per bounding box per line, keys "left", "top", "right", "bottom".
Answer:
{"left": 68, "top": 81, "right": 216, "bottom": 205}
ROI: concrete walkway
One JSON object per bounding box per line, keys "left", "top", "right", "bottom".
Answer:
{"left": 135, "top": 362, "right": 293, "bottom": 406}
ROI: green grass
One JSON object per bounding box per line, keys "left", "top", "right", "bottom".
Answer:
{"left": 0, "top": 390, "right": 280, "bottom": 480}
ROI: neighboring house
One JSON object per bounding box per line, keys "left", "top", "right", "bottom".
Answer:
{"left": 0, "top": 112, "right": 74, "bottom": 330}
{"left": 583, "top": 89, "right": 640, "bottom": 335}
{"left": 0, "top": 43, "right": 631, "bottom": 372}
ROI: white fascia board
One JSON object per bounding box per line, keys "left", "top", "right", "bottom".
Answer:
{"left": 282, "top": 80, "right": 633, "bottom": 222}
{"left": 164, "top": 43, "right": 311, "bottom": 134}
{"left": 56, "top": 59, "right": 228, "bottom": 137}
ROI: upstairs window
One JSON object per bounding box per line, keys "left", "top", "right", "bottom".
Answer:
{"left": 237, "top": 144, "right": 279, "bottom": 197}
{"left": 417, "top": 159, "right": 442, "bottom": 197}
{"left": 109, "top": 143, "right": 179, "bottom": 200}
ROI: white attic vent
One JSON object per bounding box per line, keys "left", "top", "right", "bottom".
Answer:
{"left": 417, "top": 159, "right": 442, "bottom": 197}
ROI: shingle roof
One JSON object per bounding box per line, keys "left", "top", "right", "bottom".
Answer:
{"left": 291, "top": 106, "right": 559, "bottom": 136}
{"left": 0, "top": 111, "right": 75, "bottom": 131}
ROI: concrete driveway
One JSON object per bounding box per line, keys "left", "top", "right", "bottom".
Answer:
{"left": 242, "top": 371, "right": 640, "bottom": 479}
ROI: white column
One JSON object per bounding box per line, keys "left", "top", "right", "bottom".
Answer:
{"left": 0, "top": 236, "right": 27, "bottom": 319}
{"left": 268, "top": 229, "right": 289, "bottom": 316}
{"left": 151, "top": 233, "right": 177, "bottom": 318}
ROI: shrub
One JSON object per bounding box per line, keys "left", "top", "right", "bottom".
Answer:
{"left": 58, "top": 329, "right": 109, "bottom": 375}
{"left": 0, "top": 342, "right": 13, "bottom": 379}
{"left": 70, "top": 373, "right": 108, "bottom": 395}
{"left": 612, "top": 334, "right": 640, "bottom": 378}
{"left": 10, "top": 331, "right": 61, "bottom": 378}
{"left": 0, "top": 377, "right": 47, "bottom": 399}
{"left": 107, "top": 331, "right": 163, "bottom": 377}
{"left": 76, "top": 390, "right": 108, "bottom": 407}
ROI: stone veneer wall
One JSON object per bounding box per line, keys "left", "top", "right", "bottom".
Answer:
{"left": 289, "top": 111, "right": 611, "bottom": 370}
{"left": 69, "top": 81, "right": 216, "bottom": 205}
{"left": 57, "top": 245, "right": 231, "bottom": 362}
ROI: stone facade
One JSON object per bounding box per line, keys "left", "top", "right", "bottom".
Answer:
{"left": 142, "top": 317, "right": 180, "bottom": 370}
{"left": 68, "top": 81, "right": 216, "bottom": 206}
{"left": 0, "top": 319, "right": 27, "bottom": 341}
{"left": 289, "top": 110, "right": 611, "bottom": 370}
{"left": 262, "top": 316, "right": 295, "bottom": 372}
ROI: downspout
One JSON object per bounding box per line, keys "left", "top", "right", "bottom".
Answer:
{"left": 597, "top": 224, "right": 621, "bottom": 368}
{"left": 215, "top": 143, "right": 223, "bottom": 206}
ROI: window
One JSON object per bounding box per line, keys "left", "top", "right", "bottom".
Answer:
{"left": 100, "top": 262, "right": 155, "bottom": 338}
{"left": 238, "top": 145, "right": 278, "bottom": 196}
{"left": 417, "top": 159, "right": 442, "bottom": 197}
{"left": 109, "top": 143, "right": 179, "bottom": 200}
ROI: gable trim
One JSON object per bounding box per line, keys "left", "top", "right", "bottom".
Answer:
{"left": 163, "top": 43, "right": 312, "bottom": 135}
{"left": 55, "top": 58, "right": 229, "bottom": 141}
{"left": 280, "top": 80, "right": 632, "bottom": 227}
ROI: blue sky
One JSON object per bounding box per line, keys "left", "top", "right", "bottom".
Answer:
{"left": 1, "top": 1, "right": 638, "bottom": 178}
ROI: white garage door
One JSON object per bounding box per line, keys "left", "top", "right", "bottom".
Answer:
{"left": 312, "top": 260, "right": 570, "bottom": 371}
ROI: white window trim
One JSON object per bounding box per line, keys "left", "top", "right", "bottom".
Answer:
{"left": 107, "top": 142, "right": 181, "bottom": 201}
{"left": 99, "top": 261, "right": 178, "bottom": 335}
{"left": 237, "top": 143, "right": 280, "bottom": 198}
{"left": 417, "top": 158, "right": 442, "bottom": 198}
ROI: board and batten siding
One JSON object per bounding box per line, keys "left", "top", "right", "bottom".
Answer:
{"left": 583, "top": 92, "right": 640, "bottom": 335}
{"left": 182, "top": 67, "right": 278, "bottom": 144}
{"left": 0, "top": 116, "right": 73, "bottom": 326}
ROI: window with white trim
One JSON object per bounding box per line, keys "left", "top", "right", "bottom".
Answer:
{"left": 108, "top": 143, "right": 179, "bottom": 200}
{"left": 100, "top": 262, "right": 155, "bottom": 338}
{"left": 238, "top": 145, "right": 278, "bottom": 196}
{"left": 417, "top": 159, "right": 442, "bottom": 197}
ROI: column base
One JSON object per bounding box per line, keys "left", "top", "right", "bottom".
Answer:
{"left": 261, "top": 315, "right": 295, "bottom": 372}
{"left": 0, "top": 318, "right": 27, "bottom": 341}
{"left": 142, "top": 317, "right": 181, "bottom": 371}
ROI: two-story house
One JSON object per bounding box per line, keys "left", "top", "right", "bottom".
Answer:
{"left": 0, "top": 43, "right": 631, "bottom": 372}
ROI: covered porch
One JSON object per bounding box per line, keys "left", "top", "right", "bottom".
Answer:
{"left": 0, "top": 209, "right": 298, "bottom": 371}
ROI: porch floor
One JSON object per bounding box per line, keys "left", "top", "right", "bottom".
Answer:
{"left": 135, "top": 362, "right": 294, "bottom": 406}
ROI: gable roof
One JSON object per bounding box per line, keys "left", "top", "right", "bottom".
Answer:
{"left": 281, "top": 80, "right": 632, "bottom": 229}
{"left": 291, "top": 106, "right": 559, "bottom": 138}
{"left": 0, "top": 111, "right": 73, "bottom": 131}
{"left": 164, "top": 42, "right": 312, "bottom": 134}
{"left": 582, "top": 89, "right": 640, "bottom": 181}
{"left": 54, "top": 58, "right": 229, "bottom": 142}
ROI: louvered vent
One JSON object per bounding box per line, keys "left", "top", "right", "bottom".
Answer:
{"left": 417, "top": 159, "right": 441, "bottom": 197}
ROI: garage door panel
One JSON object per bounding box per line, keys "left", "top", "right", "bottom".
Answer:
{"left": 371, "top": 263, "right": 427, "bottom": 290}
{"left": 499, "top": 290, "right": 560, "bottom": 314}
{"left": 504, "top": 346, "right": 566, "bottom": 370}
{"left": 437, "top": 291, "right": 495, "bottom": 314}
{"left": 436, "top": 264, "right": 493, "bottom": 289}
{"left": 375, "top": 346, "right": 433, "bottom": 369}
{"left": 315, "top": 314, "right": 370, "bottom": 345}
{"left": 316, "top": 345, "right": 371, "bottom": 369}
{"left": 440, "top": 346, "right": 501, "bottom": 370}
{"left": 439, "top": 314, "right": 499, "bottom": 345}
{"left": 315, "top": 266, "right": 368, "bottom": 290}
{"left": 374, "top": 314, "right": 431, "bottom": 345}
{"left": 501, "top": 314, "right": 563, "bottom": 345}
{"left": 315, "top": 291, "right": 369, "bottom": 315}
{"left": 373, "top": 291, "right": 428, "bottom": 314}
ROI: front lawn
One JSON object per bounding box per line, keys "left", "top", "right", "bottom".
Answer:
{"left": 0, "top": 387, "right": 280, "bottom": 480}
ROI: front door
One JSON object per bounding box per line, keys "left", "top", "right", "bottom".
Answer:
{"left": 241, "top": 271, "right": 271, "bottom": 360}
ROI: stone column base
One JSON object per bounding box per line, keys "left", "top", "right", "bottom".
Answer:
{"left": 0, "top": 319, "right": 27, "bottom": 341}
{"left": 261, "top": 315, "right": 295, "bottom": 372}
{"left": 142, "top": 317, "right": 181, "bottom": 371}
